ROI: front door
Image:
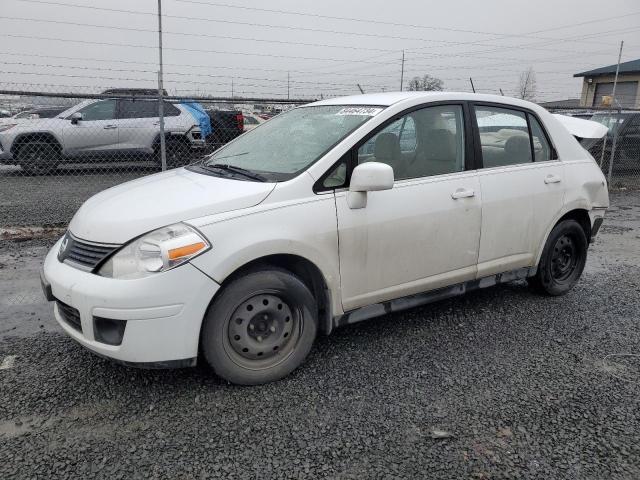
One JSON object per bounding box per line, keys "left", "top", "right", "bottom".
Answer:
{"left": 62, "top": 100, "right": 119, "bottom": 157}
{"left": 335, "top": 104, "right": 482, "bottom": 311}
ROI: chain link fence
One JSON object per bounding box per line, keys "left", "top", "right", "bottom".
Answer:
{"left": 0, "top": 87, "right": 310, "bottom": 227}
{"left": 0, "top": 87, "right": 311, "bottom": 307}
{"left": 548, "top": 107, "right": 640, "bottom": 190}
{"left": 1, "top": 90, "right": 638, "bottom": 231}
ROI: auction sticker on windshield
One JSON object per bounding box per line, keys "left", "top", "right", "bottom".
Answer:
{"left": 336, "top": 107, "right": 384, "bottom": 116}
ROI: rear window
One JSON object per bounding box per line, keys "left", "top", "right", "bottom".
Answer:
{"left": 589, "top": 113, "right": 632, "bottom": 134}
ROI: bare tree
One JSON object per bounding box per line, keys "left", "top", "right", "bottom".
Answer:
{"left": 518, "top": 67, "right": 537, "bottom": 101}
{"left": 407, "top": 74, "right": 444, "bottom": 91}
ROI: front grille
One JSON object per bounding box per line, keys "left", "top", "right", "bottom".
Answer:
{"left": 56, "top": 300, "right": 82, "bottom": 332}
{"left": 58, "top": 233, "right": 119, "bottom": 271}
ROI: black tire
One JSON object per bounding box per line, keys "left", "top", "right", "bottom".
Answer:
{"left": 529, "top": 219, "right": 588, "bottom": 296}
{"left": 165, "top": 138, "right": 191, "bottom": 168}
{"left": 17, "top": 141, "right": 60, "bottom": 175}
{"left": 201, "top": 268, "right": 318, "bottom": 385}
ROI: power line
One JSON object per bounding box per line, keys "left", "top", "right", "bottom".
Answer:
{"left": 0, "top": 61, "right": 397, "bottom": 91}
{"left": 172, "top": 0, "right": 637, "bottom": 48}
{"left": 0, "top": 16, "right": 405, "bottom": 55}
{"left": 2, "top": 12, "right": 624, "bottom": 66}
{"left": 2, "top": 14, "right": 622, "bottom": 69}
{"left": 8, "top": 0, "right": 638, "bottom": 55}
{"left": 0, "top": 51, "right": 404, "bottom": 80}
{"left": 0, "top": 34, "right": 403, "bottom": 66}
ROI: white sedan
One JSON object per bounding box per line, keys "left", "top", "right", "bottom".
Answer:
{"left": 42, "top": 92, "right": 609, "bottom": 385}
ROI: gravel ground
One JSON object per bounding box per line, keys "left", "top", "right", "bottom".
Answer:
{"left": 0, "top": 164, "right": 159, "bottom": 227}
{"left": 1, "top": 191, "right": 640, "bottom": 479}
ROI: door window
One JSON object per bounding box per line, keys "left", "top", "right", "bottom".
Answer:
{"left": 474, "top": 106, "right": 532, "bottom": 167}
{"left": 77, "top": 100, "right": 116, "bottom": 121}
{"left": 528, "top": 115, "right": 553, "bottom": 161}
{"left": 357, "top": 105, "right": 465, "bottom": 180}
{"left": 118, "top": 100, "right": 181, "bottom": 119}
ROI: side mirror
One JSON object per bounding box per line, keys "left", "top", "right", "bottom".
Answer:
{"left": 347, "top": 162, "right": 394, "bottom": 209}
{"left": 70, "top": 112, "right": 83, "bottom": 125}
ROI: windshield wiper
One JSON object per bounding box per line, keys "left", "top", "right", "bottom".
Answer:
{"left": 211, "top": 151, "right": 249, "bottom": 161}
{"left": 202, "top": 163, "right": 267, "bottom": 182}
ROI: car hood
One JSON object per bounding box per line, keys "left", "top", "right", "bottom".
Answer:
{"left": 69, "top": 168, "right": 276, "bottom": 244}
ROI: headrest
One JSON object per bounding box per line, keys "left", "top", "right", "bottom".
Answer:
{"left": 504, "top": 135, "right": 531, "bottom": 162}
{"left": 374, "top": 132, "right": 401, "bottom": 161}
{"left": 423, "top": 129, "right": 455, "bottom": 162}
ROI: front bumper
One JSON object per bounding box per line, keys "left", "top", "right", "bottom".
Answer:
{"left": 42, "top": 238, "right": 220, "bottom": 365}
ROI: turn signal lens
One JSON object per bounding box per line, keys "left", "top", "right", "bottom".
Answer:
{"left": 168, "top": 242, "right": 206, "bottom": 260}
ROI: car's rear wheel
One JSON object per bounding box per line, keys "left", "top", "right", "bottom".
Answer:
{"left": 529, "top": 219, "right": 588, "bottom": 296}
{"left": 165, "top": 138, "right": 191, "bottom": 168}
{"left": 201, "top": 268, "right": 317, "bottom": 385}
{"left": 17, "top": 141, "right": 60, "bottom": 175}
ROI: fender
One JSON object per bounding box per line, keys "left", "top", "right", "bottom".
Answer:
{"left": 189, "top": 199, "right": 343, "bottom": 317}
{"left": 11, "top": 130, "right": 64, "bottom": 154}
{"left": 533, "top": 200, "right": 595, "bottom": 266}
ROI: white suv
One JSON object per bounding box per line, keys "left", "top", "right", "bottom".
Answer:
{"left": 0, "top": 98, "right": 205, "bottom": 174}
{"left": 41, "top": 92, "right": 609, "bottom": 385}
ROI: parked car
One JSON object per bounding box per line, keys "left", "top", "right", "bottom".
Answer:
{"left": 41, "top": 92, "right": 608, "bottom": 385}
{"left": 0, "top": 106, "right": 69, "bottom": 124}
{"left": 0, "top": 98, "right": 208, "bottom": 174}
{"left": 205, "top": 108, "right": 244, "bottom": 148}
{"left": 580, "top": 111, "right": 640, "bottom": 172}
{"left": 242, "top": 113, "right": 264, "bottom": 132}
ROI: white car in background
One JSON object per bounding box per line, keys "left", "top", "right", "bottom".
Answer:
{"left": 42, "top": 92, "right": 609, "bottom": 385}
{"left": 242, "top": 112, "right": 264, "bottom": 131}
{"left": 0, "top": 98, "right": 206, "bottom": 174}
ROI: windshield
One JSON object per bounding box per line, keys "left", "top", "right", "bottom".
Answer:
{"left": 202, "top": 105, "right": 383, "bottom": 181}
{"left": 589, "top": 113, "right": 631, "bottom": 134}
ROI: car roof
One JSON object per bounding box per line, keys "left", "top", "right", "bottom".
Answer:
{"left": 308, "top": 91, "right": 543, "bottom": 110}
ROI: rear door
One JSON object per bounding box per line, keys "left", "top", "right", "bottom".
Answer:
{"left": 117, "top": 99, "right": 163, "bottom": 153}
{"left": 472, "top": 104, "right": 565, "bottom": 277}
{"left": 334, "top": 103, "right": 482, "bottom": 311}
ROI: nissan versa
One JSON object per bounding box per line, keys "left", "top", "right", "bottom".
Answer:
{"left": 41, "top": 92, "right": 609, "bottom": 385}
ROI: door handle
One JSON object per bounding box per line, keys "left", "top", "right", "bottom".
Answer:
{"left": 451, "top": 188, "right": 475, "bottom": 199}
{"left": 544, "top": 174, "right": 562, "bottom": 184}
{"left": 103, "top": 125, "right": 117, "bottom": 129}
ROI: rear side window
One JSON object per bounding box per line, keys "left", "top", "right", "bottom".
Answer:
{"left": 474, "top": 106, "right": 532, "bottom": 167}
{"left": 118, "top": 100, "right": 181, "bottom": 119}
{"left": 528, "top": 115, "right": 554, "bottom": 161}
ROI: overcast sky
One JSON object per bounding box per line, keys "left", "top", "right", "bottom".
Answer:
{"left": 1, "top": 0, "right": 639, "bottom": 101}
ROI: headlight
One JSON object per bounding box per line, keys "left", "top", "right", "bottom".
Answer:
{"left": 0, "top": 124, "right": 17, "bottom": 132}
{"left": 98, "top": 223, "right": 210, "bottom": 279}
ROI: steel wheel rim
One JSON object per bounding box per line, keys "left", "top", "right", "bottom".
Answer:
{"left": 551, "top": 234, "right": 579, "bottom": 281}
{"left": 223, "top": 293, "right": 301, "bottom": 370}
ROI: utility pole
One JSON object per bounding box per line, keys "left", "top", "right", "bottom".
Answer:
{"left": 400, "top": 50, "right": 405, "bottom": 91}
{"left": 287, "top": 72, "right": 290, "bottom": 100}
{"left": 469, "top": 77, "right": 476, "bottom": 93}
{"left": 157, "top": 0, "right": 166, "bottom": 171}
{"left": 499, "top": 88, "right": 504, "bottom": 96}
{"left": 606, "top": 40, "right": 624, "bottom": 185}
{"left": 231, "top": 78, "right": 234, "bottom": 98}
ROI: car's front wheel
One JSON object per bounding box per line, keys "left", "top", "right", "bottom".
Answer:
{"left": 201, "top": 268, "right": 318, "bottom": 385}
{"left": 529, "top": 219, "right": 588, "bottom": 296}
{"left": 17, "top": 141, "right": 60, "bottom": 175}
